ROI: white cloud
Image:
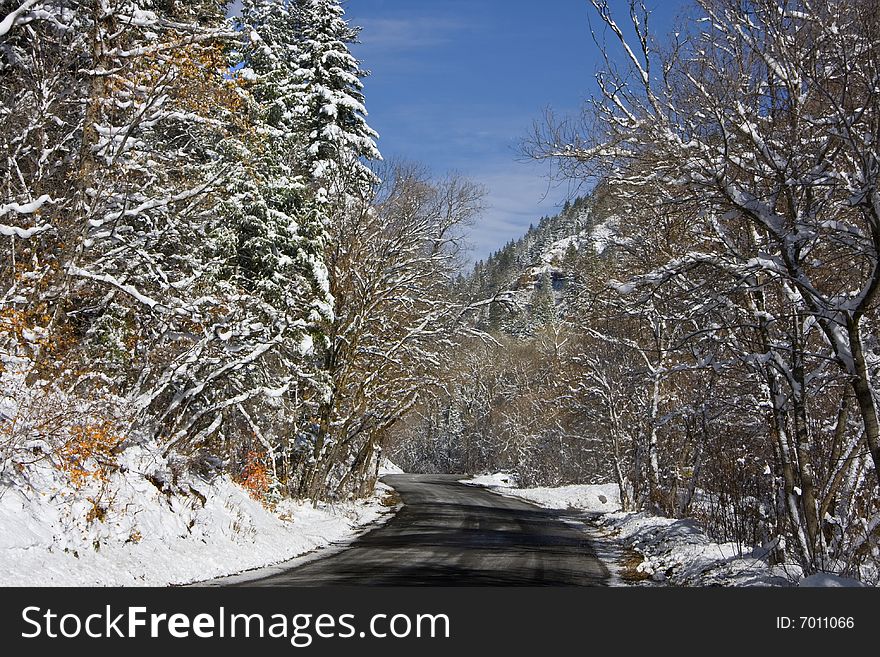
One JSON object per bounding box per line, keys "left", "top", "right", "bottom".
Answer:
{"left": 355, "top": 16, "right": 470, "bottom": 52}
{"left": 463, "top": 163, "right": 573, "bottom": 264}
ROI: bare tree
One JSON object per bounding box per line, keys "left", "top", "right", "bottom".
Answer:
{"left": 524, "top": 0, "right": 880, "bottom": 573}
{"left": 298, "top": 163, "right": 486, "bottom": 499}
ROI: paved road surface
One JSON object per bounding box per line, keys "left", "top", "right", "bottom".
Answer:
{"left": 229, "top": 474, "right": 609, "bottom": 586}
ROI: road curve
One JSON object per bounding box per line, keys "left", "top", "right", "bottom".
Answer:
{"left": 231, "top": 474, "right": 610, "bottom": 586}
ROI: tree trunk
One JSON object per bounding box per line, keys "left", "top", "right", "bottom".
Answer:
{"left": 847, "top": 319, "right": 880, "bottom": 489}
{"left": 790, "top": 312, "right": 821, "bottom": 565}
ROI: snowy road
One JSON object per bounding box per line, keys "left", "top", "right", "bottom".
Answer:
{"left": 227, "top": 474, "right": 610, "bottom": 586}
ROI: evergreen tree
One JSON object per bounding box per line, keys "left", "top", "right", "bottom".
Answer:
{"left": 234, "top": 0, "right": 333, "bottom": 328}
{"left": 529, "top": 271, "right": 556, "bottom": 332}
{"left": 227, "top": 0, "right": 383, "bottom": 499}
{"left": 291, "top": 0, "right": 381, "bottom": 203}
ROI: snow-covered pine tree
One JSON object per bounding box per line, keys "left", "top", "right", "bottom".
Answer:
{"left": 253, "top": 0, "right": 383, "bottom": 499}
{"left": 180, "top": 0, "right": 342, "bottom": 490}
{"left": 529, "top": 271, "right": 557, "bottom": 332}
{"left": 291, "top": 0, "right": 381, "bottom": 203}
{"left": 233, "top": 0, "right": 333, "bottom": 330}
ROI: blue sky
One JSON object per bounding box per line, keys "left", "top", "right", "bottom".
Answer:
{"left": 230, "top": 1, "right": 684, "bottom": 262}
{"left": 344, "top": 0, "right": 685, "bottom": 263}
{"left": 345, "top": 0, "right": 594, "bottom": 263}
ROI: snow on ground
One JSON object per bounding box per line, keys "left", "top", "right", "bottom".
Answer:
{"left": 597, "top": 512, "right": 871, "bottom": 587}
{"left": 798, "top": 573, "right": 866, "bottom": 587}
{"left": 0, "top": 441, "right": 393, "bottom": 587}
{"left": 463, "top": 472, "right": 870, "bottom": 587}
{"left": 461, "top": 473, "right": 620, "bottom": 513}
{"left": 591, "top": 215, "right": 620, "bottom": 255}
{"left": 596, "top": 512, "right": 798, "bottom": 586}
{"left": 0, "top": 360, "right": 397, "bottom": 586}
{"left": 461, "top": 471, "right": 518, "bottom": 489}
{"left": 537, "top": 235, "right": 579, "bottom": 266}
{"left": 378, "top": 458, "right": 404, "bottom": 476}
{"left": 503, "top": 483, "right": 621, "bottom": 513}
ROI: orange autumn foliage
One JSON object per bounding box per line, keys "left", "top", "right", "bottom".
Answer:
{"left": 58, "top": 422, "right": 123, "bottom": 487}
{"left": 237, "top": 449, "right": 271, "bottom": 501}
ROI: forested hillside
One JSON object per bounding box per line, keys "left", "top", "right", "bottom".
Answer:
{"left": 389, "top": 189, "right": 622, "bottom": 486}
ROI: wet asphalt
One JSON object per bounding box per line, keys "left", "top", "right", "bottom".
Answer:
{"left": 225, "top": 474, "right": 609, "bottom": 586}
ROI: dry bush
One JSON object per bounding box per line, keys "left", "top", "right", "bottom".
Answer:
{"left": 57, "top": 421, "right": 123, "bottom": 487}
{"left": 0, "top": 356, "right": 129, "bottom": 492}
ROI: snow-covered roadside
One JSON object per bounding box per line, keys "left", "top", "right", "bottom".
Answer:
{"left": 502, "top": 483, "right": 621, "bottom": 514}
{"left": 461, "top": 473, "right": 870, "bottom": 587}
{"left": 0, "top": 444, "right": 398, "bottom": 587}
{"left": 597, "top": 513, "right": 870, "bottom": 587}
{"left": 597, "top": 512, "right": 789, "bottom": 586}
{"left": 378, "top": 459, "right": 404, "bottom": 476}
{"left": 460, "top": 473, "right": 621, "bottom": 513}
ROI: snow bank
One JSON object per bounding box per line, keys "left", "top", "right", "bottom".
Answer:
{"left": 0, "top": 358, "right": 394, "bottom": 586}
{"left": 501, "top": 483, "right": 621, "bottom": 513}
{"left": 460, "top": 472, "right": 517, "bottom": 488}
{"left": 598, "top": 512, "right": 799, "bottom": 586}
{"left": 602, "top": 513, "right": 876, "bottom": 587}
{"left": 462, "top": 474, "right": 620, "bottom": 513}
{"left": 378, "top": 458, "right": 404, "bottom": 476}
{"left": 0, "top": 442, "right": 390, "bottom": 587}
{"left": 798, "top": 573, "right": 866, "bottom": 588}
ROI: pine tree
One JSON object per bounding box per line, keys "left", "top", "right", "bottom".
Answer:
{"left": 528, "top": 272, "right": 557, "bottom": 333}
{"left": 291, "top": 0, "right": 381, "bottom": 202}
{"left": 282, "top": 0, "right": 384, "bottom": 498}
{"left": 234, "top": 0, "right": 333, "bottom": 329}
